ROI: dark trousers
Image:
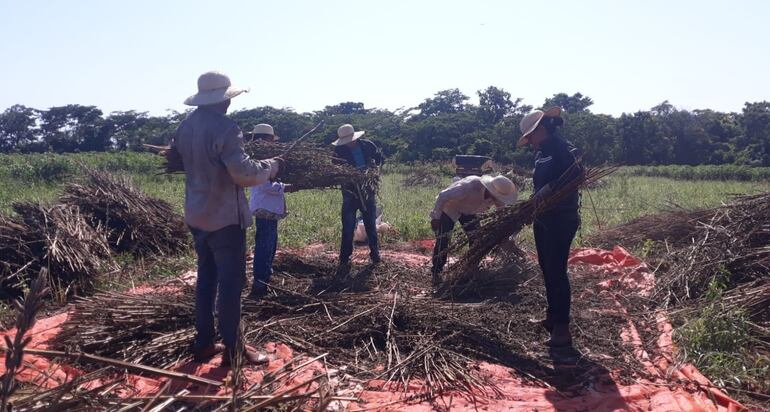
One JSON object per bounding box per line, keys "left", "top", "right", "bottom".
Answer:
{"left": 533, "top": 212, "right": 580, "bottom": 325}
{"left": 190, "top": 224, "right": 246, "bottom": 350}
{"left": 252, "top": 218, "right": 278, "bottom": 290}
{"left": 340, "top": 191, "right": 379, "bottom": 264}
{"left": 431, "top": 213, "right": 479, "bottom": 275}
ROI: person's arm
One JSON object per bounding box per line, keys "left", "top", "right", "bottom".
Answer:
{"left": 430, "top": 181, "right": 471, "bottom": 220}
{"left": 218, "top": 125, "right": 278, "bottom": 187}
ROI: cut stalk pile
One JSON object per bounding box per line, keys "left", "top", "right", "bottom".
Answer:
{"left": 1, "top": 203, "right": 113, "bottom": 299}
{"left": 61, "top": 169, "right": 189, "bottom": 256}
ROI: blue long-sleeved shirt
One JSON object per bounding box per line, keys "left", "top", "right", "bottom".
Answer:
{"left": 533, "top": 136, "right": 583, "bottom": 214}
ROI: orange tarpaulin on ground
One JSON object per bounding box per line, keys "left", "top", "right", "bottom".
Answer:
{"left": 0, "top": 245, "right": 744, "bottom": 411}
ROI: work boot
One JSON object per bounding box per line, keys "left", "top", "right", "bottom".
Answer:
{"left": 221, "top": 347, "right": 269, "bottom": 367}
{"left": 431, "top": 270, "right": 441, "bottom": 286}
{"left": 546, "top": 323, "right": 573, "bottom": 348}
{"left": 370, "top": 254, "right": 382, "bottom": 265}
{"left": 247, "top": 285, "right": 268, "bottom": 301}
{"left": 335, "top": 261, "right": 351, "bottom": 278}
{"left": 192, "top": 343, "right": 225, "bottom": 362}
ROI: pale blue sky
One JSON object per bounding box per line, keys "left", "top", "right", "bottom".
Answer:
{"left": 1, "top": 0, "right": 768, "bottom": 116}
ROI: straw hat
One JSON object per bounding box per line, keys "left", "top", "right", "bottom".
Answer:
{"left": 250, "top": 123, "right": 278, "bottom": 141}
{"left": 184, "top": 71, "right": 249, "bottom": 106}
{"left": 332, "top": 124, "right": 365, "bottom": 146}
{"left": 516, "top": 107, "right": 562, "bottom": 148}
{"left": 480, "top": 175, "right": 518, "bottom": 205}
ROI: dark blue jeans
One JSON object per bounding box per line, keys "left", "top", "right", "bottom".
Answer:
{"left": 431, "top": 213, "right": 479, "bottom": 275}
{"left": 340, "top": 190, "right": 379, "bottom": 264}
{"left": 190, "top": 224, "right": 246, "bottom": 350}
{"left": 252, "top": 218, "right": 278, "bottom": 290}
{"left": 533, "top": 211, "right": 580, "bottom": 325}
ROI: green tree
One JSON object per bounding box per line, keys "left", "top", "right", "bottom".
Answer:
{"left": 0, "top": 105, "right": 41, "bottom": 152}
{"left": 542, "top": 92, "right": 594, "bottom": 113}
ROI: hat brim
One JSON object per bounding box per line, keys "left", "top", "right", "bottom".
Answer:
{"left": 516, "top": 107, "right": 563, "bottom": 148}
{"left": 184, "top": 86, "right": 249, "bottom": 106}
{"left": 332, "top": 130, "right": 365, "bottom": 146}
{"left": 480, "top": 175, "right": 518, "bottom": 205}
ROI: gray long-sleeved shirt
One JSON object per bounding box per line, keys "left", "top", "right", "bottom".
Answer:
{"left": 171, "top": 107, "right": 276, "bottom": 232}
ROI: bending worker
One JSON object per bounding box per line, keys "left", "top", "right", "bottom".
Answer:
{"left": 517, "top": 107, "right": 584, "bottom": 348}
{"left": 172, "top": 71, "right": 283, "bottom": 366}
{"left": 430, "top": 175, "right": 518, "bottom": 284}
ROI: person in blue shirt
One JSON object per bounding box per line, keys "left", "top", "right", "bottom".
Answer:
{"left": 332, "top": 124, "right": 384, "bottom": 274}
{"left": 517, "top": 107, "right": 584, "bottom": 348}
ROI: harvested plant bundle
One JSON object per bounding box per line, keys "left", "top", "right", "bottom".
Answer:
{"left": 590, "top": 207, "right": 718, "bottom": 249}
{"left": 655, "top": 192, "right": 770, "bottom": 320}
{"left": 0, "top": 214, "right": 34, "bottom": 295}
{"left": 245, "top": 140, "right": 379, "bottom": 192}
{"left": 61, "top": 169, "right": 188, "bottom": 256}
{"left": 441, "top": 166, "right": 618, "bottom": 292}
{"left": 9, "top": 202, "right": 113, "bottom": 298}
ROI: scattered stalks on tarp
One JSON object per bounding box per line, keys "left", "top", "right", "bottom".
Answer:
{"left": 60, "top": 168, "right": 189, "bottom": 257}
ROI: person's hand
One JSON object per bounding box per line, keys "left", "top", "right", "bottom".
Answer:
{"left": 271, "top": 157, "right": 286, "bottom": 179}
{"left": 284, "top": 184, "right": 298, "bottom": 193}
{"left": 430, "top": 218, "right": 441, "bottom": 232}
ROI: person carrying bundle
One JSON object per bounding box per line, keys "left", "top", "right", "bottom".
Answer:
{"left": 172, "top": 71, "right": 284, "bottom": 366}
{"left": 430, "top": 175, "right": 518, "bottom": 285}
{"left": 247, "top": 124, "right": 300, "bottom": 300}
{"left": 332, "top": 124, "right": 384, "bottom": 274}
{"left": 517, "top": 107, "right": 584, "bottom": 348}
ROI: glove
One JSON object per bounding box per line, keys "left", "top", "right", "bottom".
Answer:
{"left": 430, "top": 218, "right": 441, "bottom": 232}
{"left": 284, "top": 184, "right": 298, "bottom": 193}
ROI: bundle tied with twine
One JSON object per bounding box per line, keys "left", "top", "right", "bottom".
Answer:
{"left": 60, "top": 168, "right": 189, "bottom": 256}
{"left": 1, "top": 203, "right": 114, "bottom": 300}
{"left": 440, "top": 166, "right": 618, "bottom": 297}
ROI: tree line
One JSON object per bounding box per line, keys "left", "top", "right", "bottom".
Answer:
{"left": 2, "top": 88, "right": 769, "bottom": 167}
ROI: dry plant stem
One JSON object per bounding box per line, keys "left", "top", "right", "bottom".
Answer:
{"left": 0, "top": 270, "right": 49, "bottom": 411}
{"left": 16, "top": 348, "right": 222, "bottom": 387}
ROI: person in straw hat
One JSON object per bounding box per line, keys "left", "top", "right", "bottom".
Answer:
{"left": 517, "top": 107, "right": 584, "bottom": 348}
{"left": 171, "top": 71, "right": 285, "bottom": 366}
{"left": 332, "top": 124, "right": 384, "bottom": 273}
{"left": 247, "top": 124, "right": 299, "bottom": 300}
{"left": 429, "top": 175, "right": 518, "bottom": 284}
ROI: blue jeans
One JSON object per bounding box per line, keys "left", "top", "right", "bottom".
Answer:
{"left": 340, "top": 190, "right": 379, "bottom": 264}
{"left": 252, "top": 218, "right": 278, "bottom": 290}
{"left": 190, "top": 224, "right": 246, "bottom": 350}
{"left": 431, "top": 213, "right": 478, "bottom": 275}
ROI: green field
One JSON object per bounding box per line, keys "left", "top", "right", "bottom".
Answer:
{"left": 1, "top": 152, "right": 768, "bottom": 250}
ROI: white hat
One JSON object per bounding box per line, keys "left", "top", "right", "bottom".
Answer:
{"left": 332, "top": 124, "right": 365, "bottom": 146}
{"left": 480, "top": 175, "right": 518, "bottom": 205}
{"left": 184, "top": 71, "right": 249, "bottom": 106}
{"left": 516, "top": 107, "right": 562, "bottom": 148}
{"left": 250, "top": 123, "right": 277, "bottom": 140}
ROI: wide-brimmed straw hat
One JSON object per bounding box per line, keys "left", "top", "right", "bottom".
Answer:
{"left": 516, "top": 106, "right": 562, "bottom": 148}
{"left": 332, "top": 124, "right": 365, "bottom": 146}
{"left": 184, "top": 71, "right": 249, "bottom": 106}
{"left": 250, "top": 123, "right": 278, "bottom": 141}
{"left": 480, "top": 175, "right": 518, "bottom": 205}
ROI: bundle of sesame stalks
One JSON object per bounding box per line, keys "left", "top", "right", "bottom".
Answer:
{"left": 244, "top": 140, "right": 379, "bottom": 192}
{"left": 150, "top": 141, "right": 378, "bottom": 192}
{"left": 60, "top": 169, "right": 189, "bottom": 256}
{"left": 4, "top": 203, "right": 114, "bottom": 299}
{"left": 440, "top": 166, "right": 618, "bottom": 296}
